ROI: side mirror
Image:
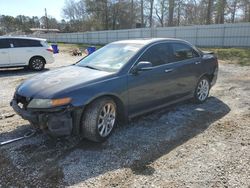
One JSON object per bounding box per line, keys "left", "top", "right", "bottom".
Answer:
{"left": 131, "top": 61, "right": 153, "bottom": 74}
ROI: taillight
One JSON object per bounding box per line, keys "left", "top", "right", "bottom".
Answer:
{"left": 46, "top": 48, "right": 53, "bottom": 53}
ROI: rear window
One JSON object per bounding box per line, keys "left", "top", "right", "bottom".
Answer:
{"left": 40, "top": 40, "right": 49, "bottom": 47}
{"left": 11, "top": 39, "right": 43, "bottom": 48}
{"left": 171, "top": 43, "right": 199, "bottom": 61}
{"left": 0, "top": 39, "right": 10, "bottom": 49}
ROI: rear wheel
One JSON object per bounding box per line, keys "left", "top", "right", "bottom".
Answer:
{"left": 81, "top": 97, "right": 117, "bottom": 142}
{"left": 194, "top": 76, "right": 210, "bottom": 103}
{"left": 29, "top": 57, "right": 45, "bottom": 71}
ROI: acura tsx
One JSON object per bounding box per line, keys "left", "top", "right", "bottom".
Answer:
{"left": 10, "top": 38, "right": 218, "bottom": 142}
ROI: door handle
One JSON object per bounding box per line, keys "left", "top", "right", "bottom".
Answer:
{"left": 165, "top": 69, "right": 174, "bottom": 73}
{"left": 0, "top": 52, "right": 7, "bottom": 54}
{"left": 195, "top": 61, "right": 201, "bottom": 65}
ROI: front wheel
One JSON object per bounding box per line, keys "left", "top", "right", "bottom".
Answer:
{"left": 194, "top": 76, "right": 210, "bottom": 103}
{"left": 81, "top": 97, "right": 117, "bottom": 142}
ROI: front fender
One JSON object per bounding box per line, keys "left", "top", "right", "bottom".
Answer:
{"left": 62, "top": 75, "right": 128, "bottom": 108}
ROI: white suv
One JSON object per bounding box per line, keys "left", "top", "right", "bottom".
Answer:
{"left": 0, "top": 36, "right": 54, "bottom": 71}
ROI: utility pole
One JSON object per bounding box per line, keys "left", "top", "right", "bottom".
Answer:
{"left": 45, "top": 8, "right": 49, "bottom": 32}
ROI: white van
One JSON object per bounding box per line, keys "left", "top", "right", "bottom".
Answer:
{"left": 0, "top": 36, "right": 54, "bottom": 71}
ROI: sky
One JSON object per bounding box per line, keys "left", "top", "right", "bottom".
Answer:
{"left": 0, "top": 0, "right": 66, "bottom": 21}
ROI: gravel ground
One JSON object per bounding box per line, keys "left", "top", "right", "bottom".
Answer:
{"left": 0, "top": 52, "right": 249, "bottom": 188}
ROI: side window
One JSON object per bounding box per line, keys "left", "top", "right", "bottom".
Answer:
{"left": 138, "top": 43, "right": 172, "bottom": 66}
{"left": 11, "top": 39, "right": 42, "bottom": 48}
{"left": 11, "top": 39, "right": 26, "bottom": 47}
{"left": 0, "top": 39, "right": 10, "bottom": 49}
{"left": 172, "top": 43, "right": 199, "bottom": 62}
{"left": 28, "top": 40, "right": 43, "bottom": 47}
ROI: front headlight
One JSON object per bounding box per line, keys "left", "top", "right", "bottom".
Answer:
{"left": 27, "top": 98, "right": 72, "bottom": 108}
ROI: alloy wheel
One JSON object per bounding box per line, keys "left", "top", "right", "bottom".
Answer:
{"left": 31, "top": 58, "right": 44, "bottom": 70}
{"left": 197, "top": 79, "right": 209, "bottom": 101}
{"left": 97, "top": 103, "right": 116, "bottom": 137}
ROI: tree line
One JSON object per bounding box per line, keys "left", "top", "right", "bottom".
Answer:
{"left": 62, "top": 0, "right": 250, "bottom": 32}
{"left": 0, "top": 0, "right": 249, "bottom": 34}
{"left": 0, "top": 15, "right": 61, "bottom": 35}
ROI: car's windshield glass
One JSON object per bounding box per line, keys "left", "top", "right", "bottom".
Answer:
{"left": 76, "top": 43, "right": 143, "bottom": 72}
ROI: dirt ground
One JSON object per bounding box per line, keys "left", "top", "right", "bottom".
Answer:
{"left": 0, "top": 52, "right": 249, "bottom": 188}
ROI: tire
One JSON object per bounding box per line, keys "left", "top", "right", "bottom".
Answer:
{"left": 81, "top": 97, "right": 117, "bottom": 142}
{"left": 193, "top": 76, "right": 210, "bottom": 103}
{"left": 29, "top": 57, "right": 45, "bottom": 71}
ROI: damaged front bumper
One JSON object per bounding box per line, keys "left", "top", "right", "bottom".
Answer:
{"left": 10, "top": 98, "right": 83, "bottom": 137}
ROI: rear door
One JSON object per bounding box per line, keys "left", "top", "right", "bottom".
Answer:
{"left": 0, "top": 39, "right": 11, "bottom": 66}
{"left": 9, "top": 39, "right": 43, "bottom": 65}
{"left": 169, "top": 42, "right": 202, "bottom": 93}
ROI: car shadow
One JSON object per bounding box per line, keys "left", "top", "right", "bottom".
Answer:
{"left": 0, "top": 97, "right": 230, "bottom": 187}
{"left": 0, "top": 67, "right": 50, "bottom": 78}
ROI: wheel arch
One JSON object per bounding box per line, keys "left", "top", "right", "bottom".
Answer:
{"left": 199, "top": 73, "right": 214, "bottom": 84}
{"left": 29, "top": 55, "right": 46, "bottom": 65}
{"left": 84, "top": 94, "right": 128, "bottom": 123}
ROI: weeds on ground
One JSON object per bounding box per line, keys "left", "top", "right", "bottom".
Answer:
{"left": 201, "top": 48, "right": 250, "bottom": 66}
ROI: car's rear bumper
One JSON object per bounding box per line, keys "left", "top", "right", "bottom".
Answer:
{"left": 10, "top": 99, "right": 82, "bottom": 136}
{"left": 45, "top": 55, "right": 55, "bottom": 64}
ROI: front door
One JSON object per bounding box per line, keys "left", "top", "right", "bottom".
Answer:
{"left": 0, "top": 39, "right": 10, "bottom": 66}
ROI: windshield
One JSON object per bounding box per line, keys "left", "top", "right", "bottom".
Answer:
{"left": 76, "top": 43, "right": 143, "bottom": 72}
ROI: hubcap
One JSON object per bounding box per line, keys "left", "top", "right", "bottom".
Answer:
{"left": 98, "top": 103, "right": 116, "bottom": 137}
{"left": 32, "top": 59, "right": 43, "bottom": 70}
{"left": 197, "top": 79, "right": 209, "bottom": 101}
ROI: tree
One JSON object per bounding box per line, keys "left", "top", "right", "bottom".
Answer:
{"left": 168, "top": 0, "right": 175, "bottom": 26}
{"left": 242, "top": 0, "right": 250, "bottom": 22}
{"left": 176, "top": 0, "right": 185, "bottom": 26}
{"left": 141, "top": 0, "right": 144, "bottom": 27}
{"left": 228, "top": 0, "right": 238, "bottom": 23}
{"left": 40, "top": 16, "right": 59, "bottom": 29}
{"left": 155, "top": 0, "right": 167, "bottom": 27}
{"left": 206, "top": 0, "right": 214, "bottom": 24}
{"left": 149, "top": 0, "right": 154, "bottom": 27}
{"left": 215, "top": 0, "right": 227, "bottom": 23}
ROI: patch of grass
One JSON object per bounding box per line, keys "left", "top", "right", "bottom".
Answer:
{"left": 201, "top": 48, "right": 250, "bottom": 66}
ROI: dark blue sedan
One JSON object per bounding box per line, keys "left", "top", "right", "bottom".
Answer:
{"left": 11, "top": 38, "right": 218, "bottom": 142}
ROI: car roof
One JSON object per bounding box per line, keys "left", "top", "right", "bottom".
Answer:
{"left": 111, "top": 38, "right": 188, "bottom": 45}
{"left": 0, "top": 36, "right": 46, "bottom": 41}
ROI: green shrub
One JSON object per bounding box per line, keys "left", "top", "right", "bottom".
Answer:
{"left": 201, "top": 48, "right": 250, "bottom": 66}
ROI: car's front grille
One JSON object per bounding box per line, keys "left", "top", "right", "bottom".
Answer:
{"left": 15, "top": 94, "right": 30, "bottom": 110}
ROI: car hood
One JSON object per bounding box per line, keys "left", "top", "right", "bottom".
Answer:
{"left": 16, "top": 65, "right": 113, "bottom": 98}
